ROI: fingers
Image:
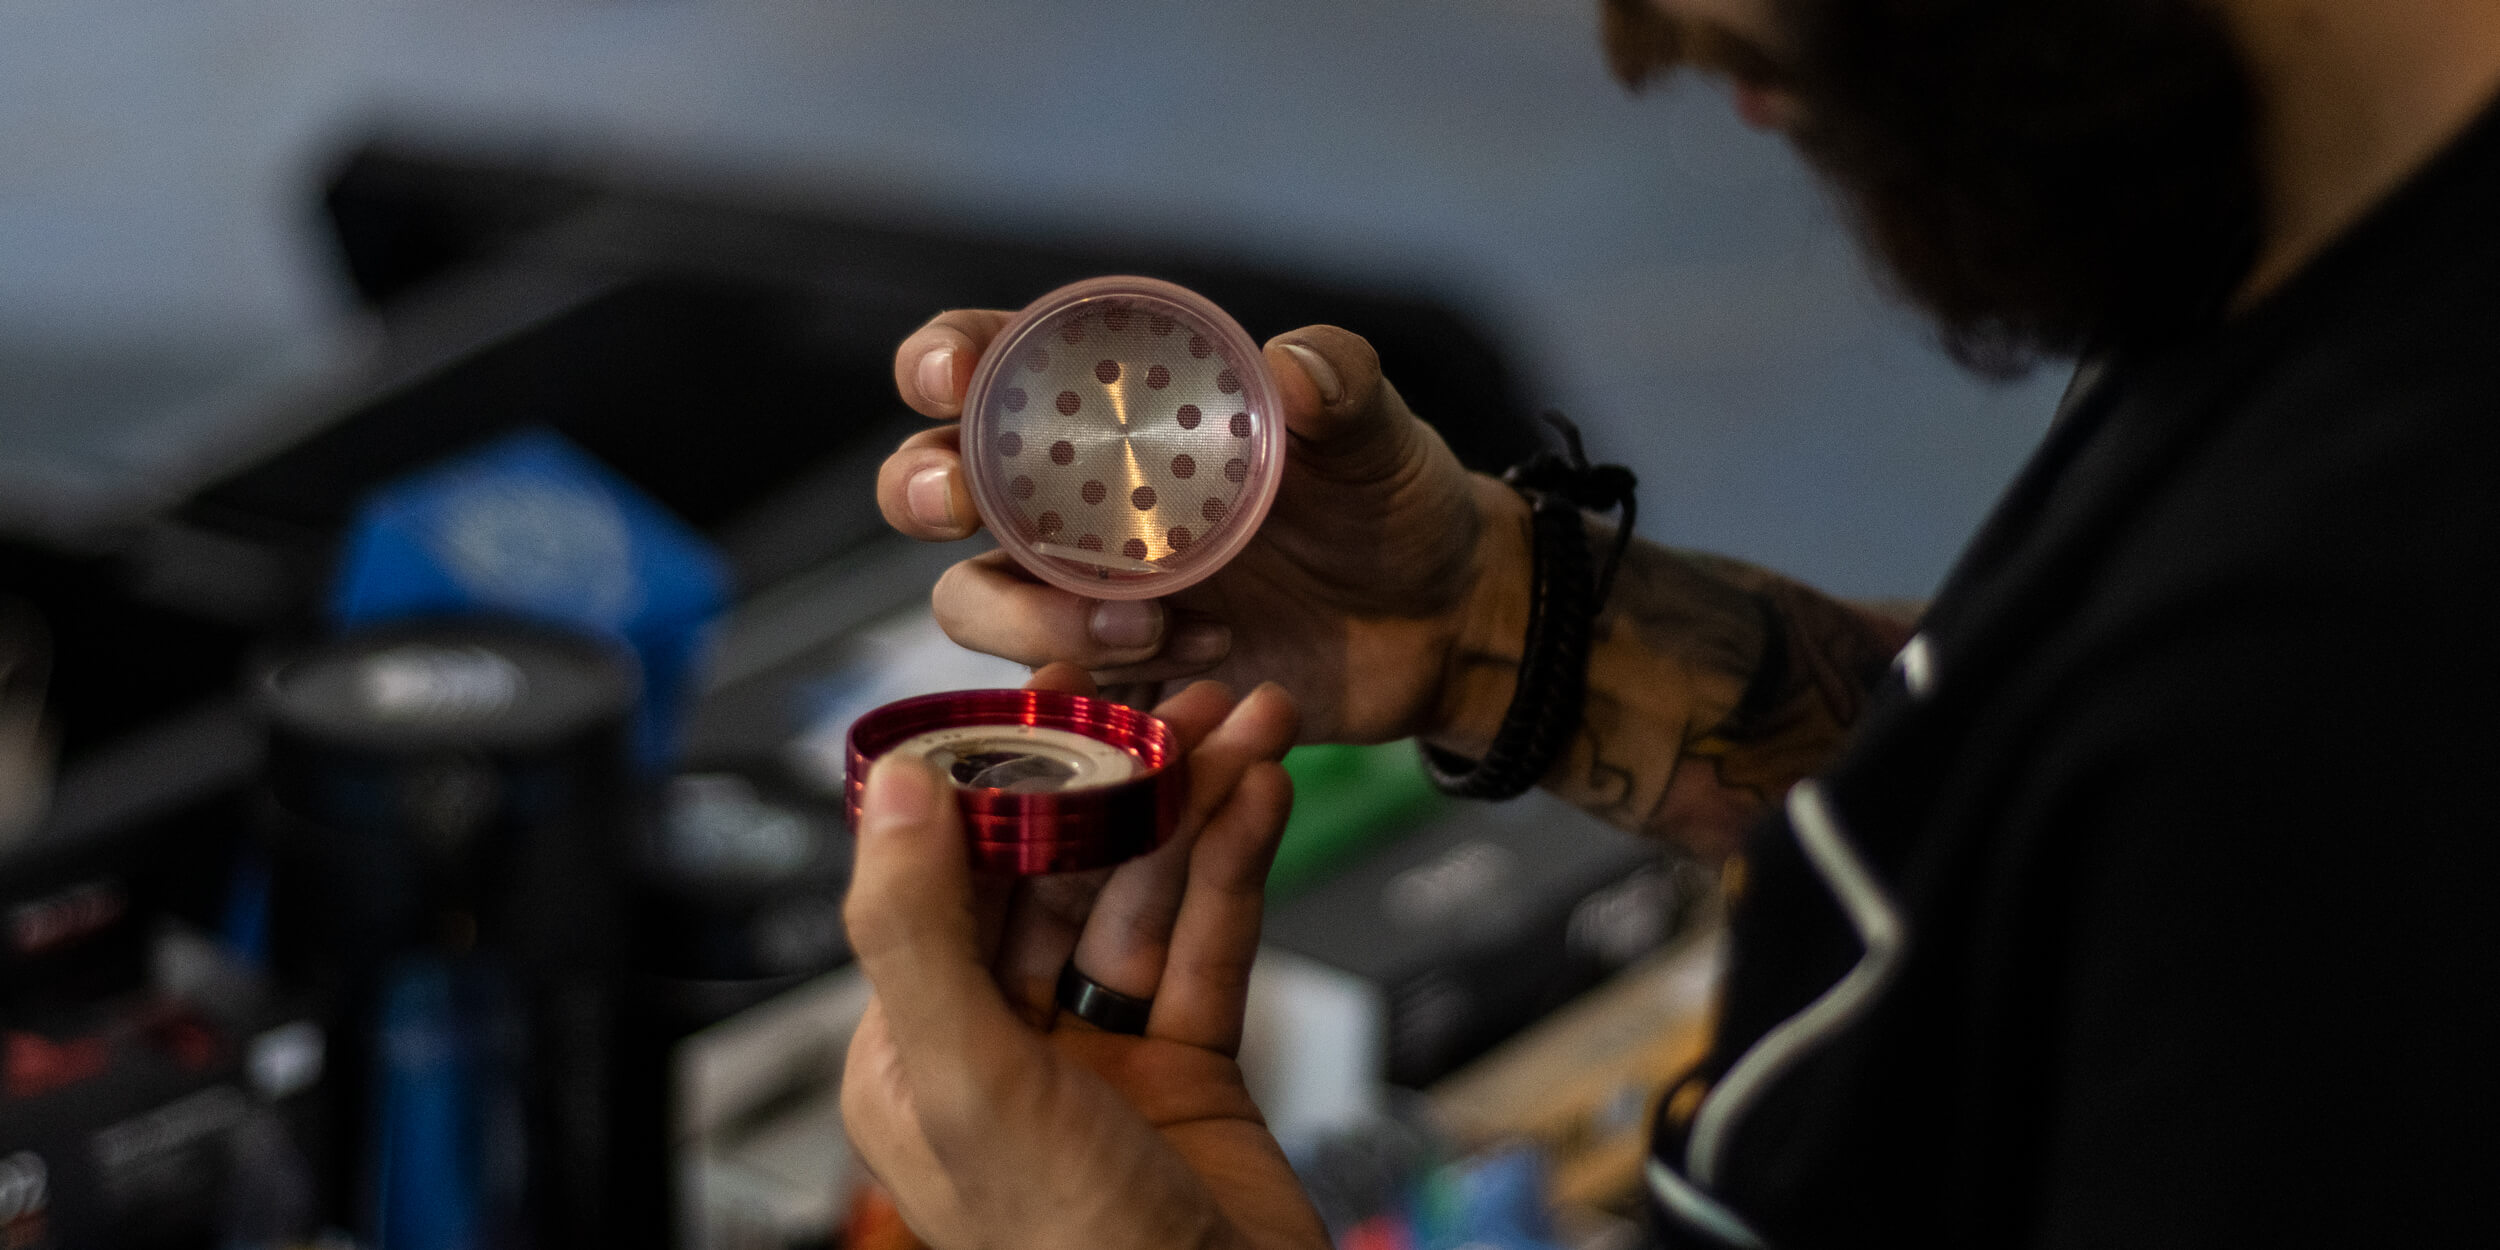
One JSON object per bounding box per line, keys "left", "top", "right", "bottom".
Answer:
{"left": 1145, "top": 676, "right": 1244, "bottom": 759}
{"left": 1265, "top": 325, "right": 1374, "bottom": 438}
{"left": 1262, "top": 322, "right": 1408, "bottom": 452}
{"left": 1070, "top": 683, "right": 1298, "bottom": 999}
{"left": 881, "top": 309, "right": 1014, "bottom": 542}
{"left": 1166, "top": 681, "right": 1298, "bottom": 837}
{"left": 988, "top": 668, "right": 1208, "bottom": 1022}
{"left": 877, "top": 425, "right": 981, "bottom": 541}
{"left": 1036, "top": 680, "right": 1236, "bottom": 1004}
{"left": 933, "top": 550, "right": 1235, "bottom": 676}
{"left": 1266, "top": 325, "right": 1442, "bottom": 490}
{"left": 843, "top": 752, "right": 1023, "bottom": 1070}
{"left": 894, "top": 309, "right": 1016, "bottom": 418}
{"left": 1094, "top": 679, "right": 1169, "bottom": 709}
{"left": 992, "top": 870, "right": 1109, "bottom": 1025}
{"left": 1150, "top": 761, "right": 1293, "bottom": 1055}
{"left": 1023, "top": 660, "right": 1099, "bottom": 699}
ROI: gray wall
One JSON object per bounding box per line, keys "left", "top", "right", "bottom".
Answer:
{"left": 0, "top": 0, "right": 2062, "bottom": 596}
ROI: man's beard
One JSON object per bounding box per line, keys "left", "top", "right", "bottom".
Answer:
{"left": 1612, "top": 0, "right": 2264, "bottom": 374}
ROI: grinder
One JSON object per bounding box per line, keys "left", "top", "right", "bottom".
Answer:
{"left": 845, "top": 688, "right": 1183, "bottom": 875}
{"left": 958, "top": 275, "right": 1286, "bottom": 600}
{"left": 850, "top": 277, "right": 1289, "bottom": 875}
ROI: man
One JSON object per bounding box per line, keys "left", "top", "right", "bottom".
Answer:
{"left": 842, "top": 0, "right": 2500, "bottom": 1245}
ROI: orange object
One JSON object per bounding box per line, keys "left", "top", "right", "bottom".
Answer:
{"left": 842, "top": 1178, "right": 926, "bottom": 1250}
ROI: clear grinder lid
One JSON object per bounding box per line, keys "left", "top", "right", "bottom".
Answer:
{"left": 960, "top": 276, "right": 1286, "bottom": 600}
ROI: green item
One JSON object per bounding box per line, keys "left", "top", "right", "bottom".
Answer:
{"left": 1267, "top": 741, "right": 1447, "bottom": 898}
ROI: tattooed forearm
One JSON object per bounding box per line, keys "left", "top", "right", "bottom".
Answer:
{"left": 1431, "top": 503, "right": 1911, "bottom": 861}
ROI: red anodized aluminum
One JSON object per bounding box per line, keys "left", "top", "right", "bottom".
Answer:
{"left": 844, "top": 688, "right": 1184, "bottom": 875}
{"left": 958, "top": 276, "right": 1287, "bottom": 600}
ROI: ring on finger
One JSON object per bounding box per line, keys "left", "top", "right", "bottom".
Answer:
{"left": 1056, "top": 962, "right": 1153, "bottom": 1035}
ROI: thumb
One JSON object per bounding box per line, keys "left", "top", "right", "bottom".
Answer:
{"left": 844, "top": 753, "right": 1018, "bottom": 1050}
{"left": 1264, "top": 325, "right": 1423, "bottom": 482}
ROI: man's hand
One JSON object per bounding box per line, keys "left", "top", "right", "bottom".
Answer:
{"left": 879, "top": 312, "right": 1501, "bottom": 745}
{"left": 839, "top": 665, "right": 1331, "bottom": 1250}
{"left": 879, "top": 312, "right": 1912, "bottom": 861}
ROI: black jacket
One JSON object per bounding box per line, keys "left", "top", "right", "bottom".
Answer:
{"left": 1649, "top": 95, "right": 2500, "bottom": 1248}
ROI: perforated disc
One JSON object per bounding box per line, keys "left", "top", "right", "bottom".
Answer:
{"left": 961, "top": 276, "right": 1286, "bottom": 600}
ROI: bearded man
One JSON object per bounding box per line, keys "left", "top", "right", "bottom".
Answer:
{"left": 839, "top": 1, "right": 2500, "bottom": 1245}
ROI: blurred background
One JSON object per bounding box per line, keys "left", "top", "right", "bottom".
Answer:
{"left": 0, "top": 3, "right": 2064, "bottom": 1249}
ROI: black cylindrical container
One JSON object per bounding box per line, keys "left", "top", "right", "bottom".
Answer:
{"left": 622, "top": 765, "right": 852, "bottom": 1247}
{"left": 257, "top": 619, "right": 653, "bottom": 1248}
{"left": 639, "top": 766, "right": 851, "bottom": 990}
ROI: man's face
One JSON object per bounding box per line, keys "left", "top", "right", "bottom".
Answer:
{"left": 1604, "top": 0, "right": 2262, "bottom": 371}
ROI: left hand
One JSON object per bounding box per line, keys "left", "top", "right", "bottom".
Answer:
{"left": 839, "top": 665, "right": 1331, "bottom": 1250}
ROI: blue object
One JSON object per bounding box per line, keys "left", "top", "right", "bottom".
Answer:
{"left": 218, "top": 845, "right": 273, "bottom": 969}
{"left": 329, "top": 429, "right": 729, "bottom": 767}
{"left": 368, "top": 955, "right": 524, "bottom": 1250}
{"left": 1411, "top": 1145, "right": 1562, "bottom": 1250}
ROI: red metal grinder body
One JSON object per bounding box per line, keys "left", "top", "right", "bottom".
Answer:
{"left": 844, "top": 688, "right": 1183, "bottom": 875}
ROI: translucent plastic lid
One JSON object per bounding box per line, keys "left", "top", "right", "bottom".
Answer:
{"left": 959, "top": 276, "right": 1286, "bottom": 600}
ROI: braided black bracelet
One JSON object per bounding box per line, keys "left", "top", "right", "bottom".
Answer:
{"left": 1423, "top": 414, "right": 1636, "bottom": 800}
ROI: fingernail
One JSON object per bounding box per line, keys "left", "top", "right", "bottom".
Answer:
{"left": 1281, "top": 343, "right": 1341, "bottom": 405}
{"left": 863, "top": 753, "right": 942, "bottom": 830}
{"left": 1169, "top": 622, "right": 1232, "bottom": 666}
{"left": 907, "top": 466, "right": 956, "bottom": 530}
{"left": 916, "top": 345, "right": 957, "bottom": 406}
{"left": 1088, "top": 599, "right": 1164, "bottom": 650}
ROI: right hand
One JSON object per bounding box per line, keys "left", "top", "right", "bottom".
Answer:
{"left": 839, "top": 663, "right": 1327, "bottom": 1250}
{"left": 879, "top": 312, "right": 1518, "bottom": 744}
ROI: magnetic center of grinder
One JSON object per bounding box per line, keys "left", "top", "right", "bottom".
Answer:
{"left": 890, "top": 724, "right": 1140, "bottom": 795}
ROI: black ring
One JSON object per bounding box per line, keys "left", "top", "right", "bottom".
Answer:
{"left": 1056, "top": 962, "right": 1153, "bottom": 1035}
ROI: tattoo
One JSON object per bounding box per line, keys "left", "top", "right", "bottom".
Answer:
{"left": 1449, "top": 525, "right": 1912, "bottom": 858}
{"left": 1695, "top": 580, "right": 1906, "bottom": 788}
